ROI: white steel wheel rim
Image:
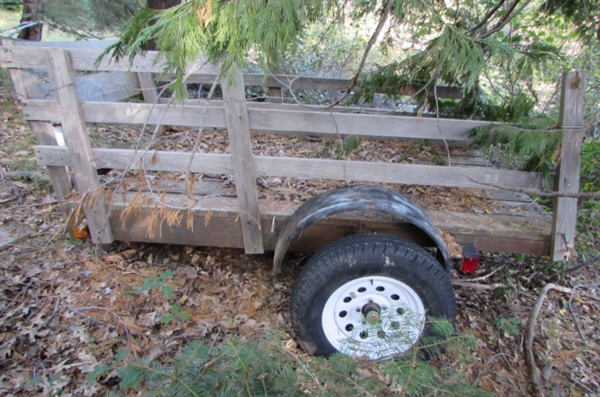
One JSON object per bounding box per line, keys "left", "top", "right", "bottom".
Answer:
{"left": 321, "top": 276, "right": 425, "bottom": 360}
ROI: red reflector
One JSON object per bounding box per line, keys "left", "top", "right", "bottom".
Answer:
{"left": 461, "top": 243, "right": 479, "bottom": 273}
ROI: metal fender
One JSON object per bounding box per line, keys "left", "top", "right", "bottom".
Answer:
{"left": 273, "top": 185, "right": 451, "bottom": 275}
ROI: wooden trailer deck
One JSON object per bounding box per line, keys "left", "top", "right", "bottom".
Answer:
{"left": 0, "top": 40, "right": 585, "bottom": 263}
{"left": 106, "top": 184, "right": 552, "bottom": 257}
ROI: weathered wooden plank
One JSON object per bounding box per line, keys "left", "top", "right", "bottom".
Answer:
{"left": 23, "top": 100, "right": 228, "bottom": 128}
{"left": 112, "top": 211, "right": 246, "bottom": 248}
{"left": 137, "top": 72, "right": 160, "bottom": 103}
{"left": 180, "top": 73, "right": 353, "bottom": 91}
{"left": 2, "top": 39, "right": 117, "bottom": 49}
{"left": 112, "top": 210, "right": 550, "bottom": 256}
{"left": 0, "top": 44, "right": 220, "bottom": 75}
{"left": 5, "top": 40, "right": 71, "bottom": 200}
{"left": 35, "top": 146, "right": 233, "bottom": 174}
{"left": 8, "top": 72, "right": 72, "bottom": 200}
{"left": 171, "top": 73, "right": 463, "bottom": 99}
{"left": 110, "top": 191, "right": 247, "bottom": 248}
{"left": 109, "top": 191, "right": 551, "bottom": 256}
{"left": 35, "top": 145, "right": 544, "bottom": 191}
{"left": 551, "top": 72, "right": 586, "bottom": 261}
{"left": 252, "top": 157, "right": 544, "bottom": 191}
{"left": 39, "top": 72, "right": 141, "bottom": 102}
{"left": 23, "top": 99, "right": 487, "bottom": 142}
{"left": 245, "top": 106, "right": 487, "bottom": 142}
{"left": 140, "top": 180, "right": 236, "bottom": 197}
{"left": 45, "top": 49, "right": 113, "bottom": 244}
{"left": 136, "top": 72, "right": 165, "bottom": 134}
{"left": 221, "top": 68, "right": 264, "bottom": 254}
{"left": 449, "top": 155, "right": 491, "bottom": 167}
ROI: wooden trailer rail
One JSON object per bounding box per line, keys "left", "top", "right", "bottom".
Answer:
{"left": 0, "top": 40, "right": 586, "bottom": 262}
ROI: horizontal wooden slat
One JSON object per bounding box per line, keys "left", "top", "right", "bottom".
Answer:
{"left": 109, "top": 192, "right": 551, "bottom": 256}
{"left": 168, "top": 73, "right": 354, "bottom": 91}
{"left": 2, "top": 40, "right": 117, "bottom": 49}
{"left": 38, "top": 72, "right": 141, "bottom": 102}
{"left": 253, "top": 157, "right": 544, "bottom": 191}
{"left": 35, "top": 145, "right": 544, "bottom": 191}
{"left": 174, "top": 73, "right": 463, "bottom": 99}
{"left": 23, "top": 99, "right": 489, "bottom": 142}
{"left": 23, "top": 100, "right": 227, "bottom": 126}
{"left": 0, "top": 44, "right": 220, "bottom": 75}
{"left": 246, "top": 105, "right": 487, "bottom": 141}
{"left": 35, "top": 146, "right": 233, "bottom": 174}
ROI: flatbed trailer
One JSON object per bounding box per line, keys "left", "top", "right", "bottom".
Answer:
{"left": 0, "top": 40, "right": 585, "bottom": 359}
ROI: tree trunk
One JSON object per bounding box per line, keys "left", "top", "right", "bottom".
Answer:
{"left": 18, "top": 0, "right": 43, "bottom": 41}
{"left": 146, "top": 0, "right": 181, "bottom": 10}
{"left": 145, "top": 0, "right": 182, "bottom": 50}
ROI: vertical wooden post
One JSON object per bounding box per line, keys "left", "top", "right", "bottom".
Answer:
{"left": 267, "top": 52, "right": 283, "bottom": 103}
{"left": 4, "top": 42, "right": 71, "bottom": 200}
{"left": 268, "top": 70, "right": 283, "bottom": 104}
{"left": 221, "top": 68, "right": 264, "bottom": 254}
{"left": 137, "top": 72, "right": 160, "bottom": 102}
{"left": 46, "top": 49, "right": 114, "bottom": 244}
{"left": 137, "top": 72, "right": 164, "bottom": 134}
{"left": 551, "top": 71, "right": 586, "bottom": 261}
{"left": 268, "top": 84, "right": 283, "bottom": 103}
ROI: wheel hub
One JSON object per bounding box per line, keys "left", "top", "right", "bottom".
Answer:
{"left": 321, "top": 276, "right": 425, "bottom": 360}
{"left": 362, "top": 302, "right": 382, "bottom": 324}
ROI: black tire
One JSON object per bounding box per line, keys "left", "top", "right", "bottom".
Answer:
{"left": 290, "top": 233, "right": 456, "bottom": 359}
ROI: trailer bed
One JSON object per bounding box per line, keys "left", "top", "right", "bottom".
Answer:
{"left": 108, "top": 179, "right": 551, "bottom": 259}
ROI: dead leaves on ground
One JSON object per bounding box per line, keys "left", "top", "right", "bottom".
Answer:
{"left": 0, "top": 240, "right": 295, "bottom": 396}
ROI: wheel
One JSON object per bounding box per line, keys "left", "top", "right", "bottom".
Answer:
{"left": 290, "top": 233, "right": 456, "bottom": 360}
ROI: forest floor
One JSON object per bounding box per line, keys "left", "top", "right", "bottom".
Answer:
{"left": 1, "top": 71, "right": 599, "bottom": 397}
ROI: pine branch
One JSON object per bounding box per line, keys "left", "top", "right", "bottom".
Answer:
{"left": 326, "top": 0, "right": 395, "bottom": 109}
{"left": 480, "top": 0, "right": 535, "bottom": 38}
{"left": 470, "top": 0, "right": 508, "bottom": 33}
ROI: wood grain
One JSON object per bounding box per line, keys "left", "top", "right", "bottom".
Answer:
{"left": 109, "top": 192, "right": 551, "bottom": 256}
{"left": 0, "top": 43, "right": 219, "bottom": 75}
{"left": 551, "top": 71, "right": 586, "bottom": 260}
{"left": 4, "top": 40, "right": 72, "bottom": 201}
{"left": 221, "top": 69, "right": 264, "bottom": 254}
{"left": 35, "top": 145, "right": 543, "bottom": 191}
{"left": 22, "top": 99, "right": 489, "bottom": 142}
{"left": 46, "top": 49, "right": 113, "bottom": 243}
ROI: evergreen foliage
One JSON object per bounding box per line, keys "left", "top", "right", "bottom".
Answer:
{"left": 1, "top": 0, "right": 143, "bottom": 40}
{"left": 468, "top": 123, "right": 563, "bottom": 188}
{"left": 577, "top": 138, "right": 600, "bottom": 255}
{"left": 96, "top": 320, "right": 491, "bottom": 397}
{"left": 49, "top": 0, "right": 142, "bottom": 38}
{"left": 101, "top": 0, "right": 571, "bottom": 122}
{"left": 0, "top": 0, "right": 21, "bottom": 11}
{"left": 101, "top": 0, "right": 337, "bottom": 99}
{"left": 541, "top": 0, "right": 600, "bottom": 44}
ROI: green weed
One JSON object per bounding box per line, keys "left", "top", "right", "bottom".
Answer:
{"left": 576, "top": 138, "right": 600, "bottom": 256}
{"left": 126, "top": 270, "right": 190, "bottom": 325}
{"left": 495, "top": 317, "right": 521, "bottom": 335}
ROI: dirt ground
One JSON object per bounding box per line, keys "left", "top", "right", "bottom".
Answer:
{"left": 1, "top": 75, "right": 599, "bottom": 396}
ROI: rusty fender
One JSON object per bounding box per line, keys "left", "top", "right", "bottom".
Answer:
{"left": 272, "top": 185, "right": 451, "bottom": 275}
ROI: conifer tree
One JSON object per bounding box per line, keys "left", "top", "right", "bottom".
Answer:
{"left": 6, "top": 0, "right": 143, "bottom": 41}
{"left": 145, "top": 0, "right": 181, "bottom": 50}
{"left": 17, "top": 0, "right": 43, "bottom": 40}
{"left": 102, "top": 0, "right": 579, "bottom": 118}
